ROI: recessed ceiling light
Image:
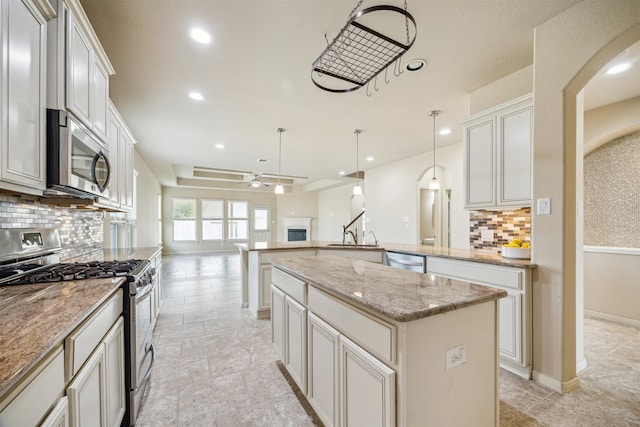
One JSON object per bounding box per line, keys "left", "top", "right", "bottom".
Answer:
{"left": 214, "top": 144, "right": 225, "bottom": 149}
{"left": 190, "top": 28, "right": 211, "bottom": 44}
{"left": 366, "top": 156, "right": 374, "bottom": 161}
{"left": 439, "top": 128, "right": 452, "bottom": 135}
{"left": 406, "top": 59, "right": 426, "bottom": 72}
{"left": 605, "top": 62, "right": 632, "bottom": 75}
{"left": 257, "top": 158, "right": 271, "bottom": 163}
{"left": 189, "top": 92, "right": 204, "bottom": 101}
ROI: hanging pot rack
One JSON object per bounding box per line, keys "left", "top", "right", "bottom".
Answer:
{"left": 311, "top": 4, "right": 417, "bottom": 94}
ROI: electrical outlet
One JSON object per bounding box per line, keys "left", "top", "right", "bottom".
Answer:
{"left": 446, "top": 344, "right": 467, "bottom": 370}
{"left": 481, "top": 230, "right": 494, "bottom": 242}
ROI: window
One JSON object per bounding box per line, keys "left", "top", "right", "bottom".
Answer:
{"left": 202, "top": 199, "right": 224, "bottom": 240}
{"left": 173, "top": 198, "right": 196, "bottom": 241}
{"left": 228, "top": 201, "right": 248, "bottom": 240}
{"left": 253, "top": 207, "right": 270, "bottom": 231}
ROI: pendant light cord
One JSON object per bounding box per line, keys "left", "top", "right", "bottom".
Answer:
{"left": 355, "top": 129, "right": 361, "bottom": 185}
{"left": 277, "top": 128, "right": 285, "bottom": 185}
{"left": 429, "top": 110, "right": 440, "bottom": 179}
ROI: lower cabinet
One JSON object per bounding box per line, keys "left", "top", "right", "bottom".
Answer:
{"left": 273, "top": 271, "right": 396, "bottom": 427}
{"left": 41, "top": 396, "right": 70, "bottom": 427}
{"left": 67, "top": 317, "right": 125, "bottom": 427}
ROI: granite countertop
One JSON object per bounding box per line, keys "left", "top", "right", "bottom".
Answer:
{"left": 273, "top": 256, "right": 507, "bottom": 322}
{"left": 0, "top": 278, "right": 123, "bottom": 398}
{"left": 236, "top": 241, "right": 536, "bottom": 269}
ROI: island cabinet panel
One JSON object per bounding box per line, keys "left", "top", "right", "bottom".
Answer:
{"left": 426, "top": 255, "right": 531, "bottom": 379}
{"left": 307, "top": 313, "right": 340, "bottom": 427}
{"left": 41, "top": 396, "right": 70, "bottom": 427}
{"left": 340, "top": 335, "right": 396, "bottom": 427}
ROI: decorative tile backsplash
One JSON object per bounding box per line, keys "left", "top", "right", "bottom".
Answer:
{"left": 584, "top": 130, "right": 639, "bottom": 248}
{"left": 469, "top": 208, "right": 531, "bottom": 253}
{"left": 0, "top": 194, "right": 104, "bottom": 261}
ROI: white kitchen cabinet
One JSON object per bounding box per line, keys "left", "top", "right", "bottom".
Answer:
{"left": 340, "top": 335, "right": 395, "bottom": 427}
{"left": 119, "top": 129, "right": 135, "bottom": 211}
{"left": 248, "top": 249, "right": 315, "bottom": 319}
{"left": 285, "top": 295, "right": 307, "bottom": 394}
{"left": 103, "top": 318, "right": 125, "bottom": 427}
{"left": 271, "top": 285, "right": 286, "bottom": 361}
{"left": 66, "top": 14, "right": 91, "bottom": 126}
{"left": 426, "top": 255, "right": 532, "bottom": 378}
{"left": 67, "top": 342, "right": 107, "bottom": 427}
{"left": 464, "top": 94, "right": 532, "bottom": 209}
{"left": 104, "top": 102, "right": 121, "bottom": 207}
{"left": 0, "top": 346, "right": 65, "bottom": 427}
{"left": 0, "top": 0, "right": 49, "bottom": 195}
{"left": 41, "top": 396, "right": 70, "bottom": 427}
{"left": 307, "top": 312, "right": 340, "bottom": 427}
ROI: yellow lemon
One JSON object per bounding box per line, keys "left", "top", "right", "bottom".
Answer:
{"left": 510, "top": 239, "right": 523, "bottom": 246}
{"left": 521, "top": 242, "right": 530, "bottom": 248}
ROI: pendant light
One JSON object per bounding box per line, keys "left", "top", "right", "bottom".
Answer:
{"left": 275, "top": 128, "right": 285, "bottom": 194}
{"left": 428, "top": 110, "right": 441, "bottom": 190}
{"left": 353, "top": 129, "right": 363, "bottom": 195}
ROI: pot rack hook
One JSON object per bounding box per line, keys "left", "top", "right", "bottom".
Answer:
{"left": 394, "top": 59, "right": 401, "bottom": 77}
{"left": 384, "top": 67, "right": 390, "bottom": 84}
{"left": 366, "top": 81, "right": 372, "bottom": 97}
{"left": 374, "top": 75, "right": 379, "bottom": 92}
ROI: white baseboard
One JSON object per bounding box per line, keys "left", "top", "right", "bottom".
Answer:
{"left": 532, "top": 371, "right": 581, "bottom": 393}
{"left": 584, "top": 310, "right": 640, "bottom": 329}
{"left": 576, "top": 358, "right": 588, "bottom": 374}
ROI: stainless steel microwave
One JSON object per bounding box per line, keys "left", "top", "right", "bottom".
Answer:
{"left": 46, "top": 109, "right": 111, "bottom": 199}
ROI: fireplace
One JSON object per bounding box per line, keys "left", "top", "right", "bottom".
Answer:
{"left": 283, "top": 217, "right": 311, "bottom": 242}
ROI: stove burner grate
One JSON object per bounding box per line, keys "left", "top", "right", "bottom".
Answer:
{"left": 2, "top": 259, "right": 145, "bottom": 285}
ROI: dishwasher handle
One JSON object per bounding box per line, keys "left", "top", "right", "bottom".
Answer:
{"left": 387, "top": 255, "right": 424, "bottom": 267}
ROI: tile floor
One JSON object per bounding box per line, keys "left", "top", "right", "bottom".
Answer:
{"left": 138, "top": 253, "right": 640, "bottom": 427}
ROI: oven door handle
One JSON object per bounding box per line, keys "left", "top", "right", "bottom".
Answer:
{"left": 136, "top": 343, "right": 155, "bottom": 389}
{"left": 135, "top": 283, "right": 154, "bottom": 301}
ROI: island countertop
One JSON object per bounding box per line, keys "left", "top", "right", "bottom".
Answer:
{"left": 272, "top": 255, "right": 507, "bottom": 322}
{"left": 237, "top": 241, "right": 535, "bottom": 269}
{"left": 0, "top": 278, "right": 123, "bottom": 398}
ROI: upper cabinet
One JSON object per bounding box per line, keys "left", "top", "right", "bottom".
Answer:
{"left": 47, "top": 0, "right": 114, "bottom": 142}
{"left": 0, "top": 0, "right": 54, "bottom": 195}
{"left": 463, "top": 94, "right": 533, "bottom": 209}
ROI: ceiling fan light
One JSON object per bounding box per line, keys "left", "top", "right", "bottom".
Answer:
{"left": 275, "top": 184, "right": 284, "bottom": 194}
{"left": 250, "top": 180, "right": 261, "bottom": 188}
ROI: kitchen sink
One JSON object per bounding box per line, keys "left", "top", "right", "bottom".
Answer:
{"left": 326, "top": 243, "right": 379, "bottom": 248}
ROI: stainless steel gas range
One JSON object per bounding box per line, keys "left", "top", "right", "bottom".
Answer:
{"left": 0, "top": 228, "right": 156, "bottom": 427}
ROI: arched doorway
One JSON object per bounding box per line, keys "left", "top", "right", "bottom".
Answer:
{"left": 417, "top": 165, "right": 452, "bottom": 248}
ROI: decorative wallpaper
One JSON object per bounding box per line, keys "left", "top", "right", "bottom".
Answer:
{"left": 0, "top": 194, "right": 104, "bottom": 261}
{"left": 584, "top": 130, "right": 639, "bottom": 248}
{"left": 469, "top": 207, "right": 531, "bottom": 253}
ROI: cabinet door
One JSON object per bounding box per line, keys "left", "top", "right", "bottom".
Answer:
{"left": 259, "top": 264, "right": 272, "bottom": 312}
{"left": 464, "top": 117, "right": 495, "bottom": 208}
{"left": 498, "top": 103, "right": 532, "bottom": 205}
{"left": 118, "top": 132, "right": 134, "bottom": 210}
{"left": 340, "top": 335, "right": 395, "bottom": 427}
{"left": 67, "top": 344, "right": 107, "bottom": 427}
{"left": 271, "top": 285, "right": 285, "bottom": 361}
{"left": 41, "top": 396, "right": 70, "bottom": 427}
{"left": 308, "top": 312, "right": 340, "bottom": 427}
{"left": 91, "top": 60, "right": 109, "bottom": 141}
{"left": 106, "top": 106, "right": 120, "bottom": 207}
{"left": 0, "top": 0, "right": 46, "bottom": 190}
{"left": 67, "top": 15, "right": 91, "bottom": 126}
{"left": 104, "top": 318, "right": 125, "bottom": 427}
{"left": 285, "top": 295, "right": 307, "bottom": 394}
{"left": 499, "top": 292, "right": 522, "bottom": 364}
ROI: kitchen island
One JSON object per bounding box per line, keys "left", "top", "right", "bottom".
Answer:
{"left": 271, "top": 255, "right": 507, "bottom": 427}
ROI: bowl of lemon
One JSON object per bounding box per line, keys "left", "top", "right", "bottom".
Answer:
{"left": 501, "top": 239, "right": 531, "bottom": 259}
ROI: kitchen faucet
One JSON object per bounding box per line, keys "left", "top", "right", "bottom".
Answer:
{"left": 343, "top": 228, "right": 357, "bottom": 244}
{"left": 369, "top": 230, "right": 378, "bottom": 245}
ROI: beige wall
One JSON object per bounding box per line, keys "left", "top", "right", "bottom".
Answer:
{"left": 469, "top": 65, "right": 533, "bottom": 115}
{"left": 532, "top": 0, "right": 640, "bottom": 391}
{"left": 134, "top": 150, "right": 162, "bottom": 247}
{"left": 275, "top": 188, "right": 319, "bottom": 242}
{"left": 584, "top": 96, "right": 640, "bottom": 153}
{"left": 318, "top": 184, "right": 354, "bottom": 242}
{"left": 364, "top": 142, "right": 468, "bottom": 249}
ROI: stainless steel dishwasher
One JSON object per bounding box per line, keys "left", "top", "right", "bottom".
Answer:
{"left": 386, "top": 251, "right": 426, "bottom": 273}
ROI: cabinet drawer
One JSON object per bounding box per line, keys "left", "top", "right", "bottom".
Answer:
{"left": 0, "top": 347, "right": 65, "bottom": 427}
{"left": 65, "top": 290, "right": 123, "bottom": 380}
{"left": 272, "top": 267, "right": 306, "bottom": 305}
{"left": 427, "top": 257, "right": 523, "bottom": 290}
{"left": 308, "top": 286, "right": 395, "bottom": 363}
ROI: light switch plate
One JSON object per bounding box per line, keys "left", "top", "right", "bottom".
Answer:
{"left": 537, "top": 197, "right": 551, "bottom": 215}
{"left": 481, "top": 229, "right": 494, "bottom": 242}
{"left": 446, "top": 344, "right": 467, "bottom": 370}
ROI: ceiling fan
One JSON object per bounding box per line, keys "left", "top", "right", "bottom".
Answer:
{"left": 248, "top": 174, "right": 269, "bottom": 188}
